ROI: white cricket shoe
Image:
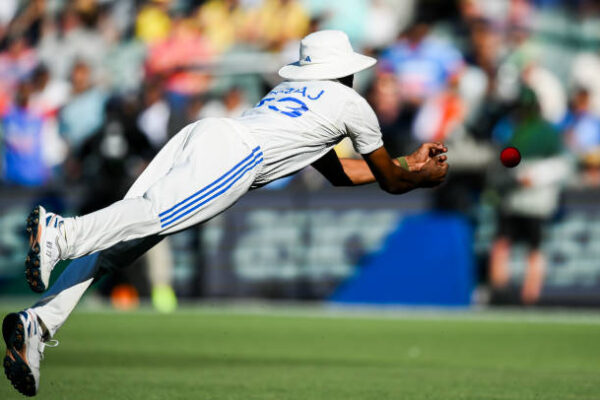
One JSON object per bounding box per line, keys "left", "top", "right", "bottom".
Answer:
{"left": 2, "top": 310, "right": 58, "bottom": 397}
{"left": 25, "top": 206, "right": 66, "bottom": 293}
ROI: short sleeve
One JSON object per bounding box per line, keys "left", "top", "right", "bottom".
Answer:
{"left": 343, "top": 95, "right": 384, "bottom": 155}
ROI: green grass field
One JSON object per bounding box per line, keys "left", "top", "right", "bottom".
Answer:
{"left": 2, "top": 306, "right": 600, "bottom": 400}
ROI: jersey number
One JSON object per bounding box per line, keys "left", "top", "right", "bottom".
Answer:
{"left": 256, "top": 97, "right": 308, "bottom": 118}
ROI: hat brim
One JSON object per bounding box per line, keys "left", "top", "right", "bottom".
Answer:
{"left": 278, "top": 52, "right": 377, "bottom": 81}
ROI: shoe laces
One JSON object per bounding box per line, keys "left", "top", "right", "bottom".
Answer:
{"left": 38, "top": 339, "right": 59, "bottom": 360}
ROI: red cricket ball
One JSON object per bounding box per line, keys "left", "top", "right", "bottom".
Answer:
{"left": 500, "top": 146, "right": 521, "bottom": 168}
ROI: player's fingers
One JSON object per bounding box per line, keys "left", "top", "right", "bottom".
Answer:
{"left": 437, "top": 155, "right": 447, "bottom": 163}
{"left": 420, "top": 142, "right": 445, "bottom": 156}
{"left": 423, "top": 142, "right": 444, "bottom": 149}
{"left": 436, "top": 159, "right": 448, "bottom": 172}
{"left": 428, "top": 143, "right": 447, "bottom": 156}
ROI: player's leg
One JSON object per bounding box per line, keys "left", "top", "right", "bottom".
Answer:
{"left": 57, "top": 120, "right": 261, "bottom": 257}
{"left": 3, "top": 121, "right": 194, "bottom": 395}
{"left": 521, "top": 249, "right": 545, "bottom": 304}
{"left": 520, "top": 217, "right": 545, "bottom": 304}
{"left": 33, "top": 235, "right": 163, "bottom": 336}
{"left": 25, "top": 118, "right": 261, "bottom": 293}
{"left": 490, "top": 213, "right": 513, "bottom": 289}
{"left": 24, "top": 121, "right": 196, "bottom": 294}
{"left": 4, "top": 235, "right": 161, "bottom": 396}
{"left": 4, "top": 120, "right": 230, "bottom": 396}
{"left": 489, "top": 237, "right": 511, "bottom": 288}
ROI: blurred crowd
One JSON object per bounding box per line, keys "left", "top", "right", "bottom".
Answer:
{"left": 2, "top": 0, "right": 600, "bottom": 304}
{"left": 1, "top": 0, "right": 599, "bottom": 190}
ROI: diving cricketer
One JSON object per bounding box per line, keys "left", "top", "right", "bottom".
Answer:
{"left": 3, "top": 30, "right": 448, "bottom": 396}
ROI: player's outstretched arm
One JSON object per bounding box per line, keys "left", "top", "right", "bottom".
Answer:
{"left": 311, "top": 143, "right": 448, "bottom": 190}
{"left": 312, "top": 149, "right": 377, "bottom": 186}
{"left": 363, "top": 143, "right": 449, "bottom": 194}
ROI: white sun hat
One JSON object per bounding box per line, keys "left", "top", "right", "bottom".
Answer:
{"left": 278, "top": 30, "right": 377, "bottom": 81}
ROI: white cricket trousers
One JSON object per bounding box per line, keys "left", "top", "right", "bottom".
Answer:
{"left": 32, "top": 118, "right": 263, "bottom": 336}
{"left": 63, "top": 117, "right": 262, "bottom": 258}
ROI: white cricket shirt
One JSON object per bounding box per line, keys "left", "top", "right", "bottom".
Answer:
{"left": 235, "top": 80, "right": 384, "bottom": 188}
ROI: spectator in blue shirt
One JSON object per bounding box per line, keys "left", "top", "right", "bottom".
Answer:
{"left": 1, "top": 81, "right": 48, "bottom": 186}
{"left": 561, "top": 87, "right": 600, "bottom": 186}
{"left": 378, "top": 22, "right": 464, "bottom": 107}
{"left": 562, "top": 88, "right": 600, "bottom": 155}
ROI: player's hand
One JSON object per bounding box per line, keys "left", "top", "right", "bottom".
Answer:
{"left": 405, "top": 142, "right": 447, "bottom": 172}
{"left": 406, "top": 142, "right": 449, "bottom": 187}
{"left": 416, "top": 156, "right": 449, "bottom": 187}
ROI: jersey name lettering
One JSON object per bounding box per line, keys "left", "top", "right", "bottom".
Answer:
{"left": 256, "top": 86, "right": 325, "bottom": 118}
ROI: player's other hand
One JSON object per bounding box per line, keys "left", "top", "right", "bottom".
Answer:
{"left": 406, "top": 142, "right": 449, "bottom": 187}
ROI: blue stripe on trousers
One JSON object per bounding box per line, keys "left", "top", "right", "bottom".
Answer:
{"left": 161, "top": 157, "right": 263, "bottom": 228}
{"left": 160, "top": 151, "right": 263, "bottom": 226}
{"left": 158, "top": 146, "right": 261, "bottom": 219}
{"left": 159, "top": 149, "right": 263, "bottom": 228}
